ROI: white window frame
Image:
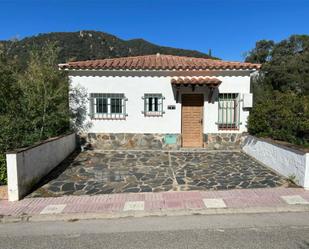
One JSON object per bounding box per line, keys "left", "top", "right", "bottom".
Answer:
{"left": 142, "top": 93, "right": 165, "bottom": 117}
{"left": 216, "top": 93, "right": 241, "bottom": 130}
{"left": 90, "top": 93, "right": 127, "bottom": 120}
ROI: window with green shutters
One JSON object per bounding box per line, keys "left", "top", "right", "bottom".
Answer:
{"left": 89, "top": 93, "right": 127, "bottom": 119}
{"left": 142, "top": 94, "right": 165, "bottom": 116}
{"left": 217, "top": 93, "right": 241, "bottom": 129}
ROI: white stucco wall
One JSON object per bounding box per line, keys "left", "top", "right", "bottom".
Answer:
{"left": 69, "top": 70, "right": 253, "bottom": 134}
{"left": 6, "top": 133, "right": 76, "bottom": 201}
{"left": 242, "top": 135, "right": 309, "bottom": 188}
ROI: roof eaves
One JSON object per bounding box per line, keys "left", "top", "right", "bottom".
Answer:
{"left": 58, "top": 67, "right": 259, "bottom": 72}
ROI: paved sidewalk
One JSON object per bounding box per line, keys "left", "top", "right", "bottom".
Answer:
{"left": 1, "top": 188, "right": 309, "bottom": 222}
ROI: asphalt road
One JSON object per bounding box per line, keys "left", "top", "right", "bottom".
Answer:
{"left": 1, "top": 212, "right": 309, "bottom": 249}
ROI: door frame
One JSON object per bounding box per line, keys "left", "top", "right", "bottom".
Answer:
{"left": 181, "top": 93, "right": 204, "bottom": 148}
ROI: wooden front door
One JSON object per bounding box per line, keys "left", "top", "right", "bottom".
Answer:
{"left": 181, "top": 94, "right": 204, "bottom": 147}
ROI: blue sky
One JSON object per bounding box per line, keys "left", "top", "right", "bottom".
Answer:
{"left": 0, "top": 0, "right": 308, "bottom": 61}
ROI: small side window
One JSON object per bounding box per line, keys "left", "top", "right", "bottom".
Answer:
{"left": 143, "top": 94, "right": 165, "bottom": 117}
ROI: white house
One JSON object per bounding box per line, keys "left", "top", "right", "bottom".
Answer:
{"left": 59, "top": 54, "right": 260, "bottom": 150}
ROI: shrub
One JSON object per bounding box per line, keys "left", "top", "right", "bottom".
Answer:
{"left": 248, "top": 91, "right": 309, "bottom": 146}
{"left": 0, "top": 155, "right": 6, "bottom": 185}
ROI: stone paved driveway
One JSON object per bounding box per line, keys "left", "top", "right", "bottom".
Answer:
{"left": 29, "top": 150, "right": 290, "bottom": 198}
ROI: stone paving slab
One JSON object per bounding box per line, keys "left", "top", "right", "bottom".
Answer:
{"left": 1, "top": 188, "right": 308, "bottom": 218}
{"left": 123, "top": 201, "right": 145, "bottom": 211}
{"left": 28, "top": 150, "right": 291, "bottom": 198}
{"left": 281, "top": 195, "right": 309, "bottom": 205}
{"left": 40, "top": 204, "right": 66, "bottom": 214}
{"left": 203, "top": 198, "right": 227, "bottom": 208}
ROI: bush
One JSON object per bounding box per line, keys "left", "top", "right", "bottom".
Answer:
{"left": 0, "top": 155, "right": 6, "bottom": 185}
{"left": 248, "top": 91, "right": 309, "bottom": 146}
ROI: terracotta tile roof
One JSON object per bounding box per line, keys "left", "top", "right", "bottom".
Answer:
{"left": 59, "top": 54, "right": 260, "bottom": 71}
{"left": 171, "top": 77, "right": 221, "bottom": 86}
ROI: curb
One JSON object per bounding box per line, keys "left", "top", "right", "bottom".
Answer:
{"left": 2, "top": 205, "right": 309, "bottom": 224}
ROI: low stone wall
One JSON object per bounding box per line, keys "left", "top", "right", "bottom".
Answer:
{"left": 6, "top": 133, "right": 76, "bottom": 201}
{"left": 83, "top": 133, "right": 244, "bottom": 150}
{"left": 242, "top": 135, "right": 309, "bottom": 189}
{"left": 85, "top": 133, "right": 181, "bottom": 150}
{"left": 204, "top": 133, "right": 244, "bottom": 150}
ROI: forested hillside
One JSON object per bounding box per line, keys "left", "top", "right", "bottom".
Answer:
{"left": 0, "top": 30, "right": 216, "bottom": 69}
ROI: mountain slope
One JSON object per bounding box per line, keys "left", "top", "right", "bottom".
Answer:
{"left": 0, "top": 31, "right": 217, "bottom": 68}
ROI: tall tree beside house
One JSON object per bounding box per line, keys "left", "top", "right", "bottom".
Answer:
{"left": 0, "top": 51, "right": 23, "bottom": 184}
{"left": 246, "top": 35, "right": 309, "bottom": 146}
{"left": 0, "top": 43, "right": 71, "bottom": 185}
{"left": 245, "top": 40, "right": 274, "bottom": 64}
{"left": 246, "top": 35, "right": 309, "bottom": 96}
{"left": 19, "top": 43, "right": 70, "bottom": 142}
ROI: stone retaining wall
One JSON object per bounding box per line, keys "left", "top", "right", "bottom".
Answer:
{"left": 204, "top": 133, "right": 244, "bottom": 150}
{"left": 82, "top": 133, "right": 244, "bottom": 150}
{"left": 85, "top": 133, "right": 182, "bottom": 150}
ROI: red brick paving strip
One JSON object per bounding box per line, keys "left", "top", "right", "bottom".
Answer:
{"left": 0, "top": 188, "right": 308, "bottom": 216}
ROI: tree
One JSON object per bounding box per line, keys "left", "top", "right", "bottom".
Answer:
{"left": 246, "top": 35, "right": 309, "bottom": 146}
{"left": 0, "top": 43, "right": 71, "bottom": 185}
{"left": 265, "top": 35, "right": 309, "bottom": 95}
{"left": 0, "top": 52, "right": 22, "bottom": 184}
{"left": 246, "top": 35, "right": 309, "bottom": 95}
{"left": 245, "top": 40, "right": 274, "bottom": 64}
{"left": 19, "top": 43, "right": 70, "bottom": 142}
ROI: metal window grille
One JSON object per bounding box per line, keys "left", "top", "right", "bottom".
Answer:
{"left": 89, "top": 93, "right": 127, "bottom": 120}
{"left": 142, "top": 94, "right": 165, "bottom": 117}
{"left": 217, "top": 93, "right": 241, "bottom": 129}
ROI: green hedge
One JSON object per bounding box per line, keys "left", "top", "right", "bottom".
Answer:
{"left": 0, "top": 155, "right": 6, "bottom": 185}
{"left": 248, "top": 91, "right": 309, "bottom": 147}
